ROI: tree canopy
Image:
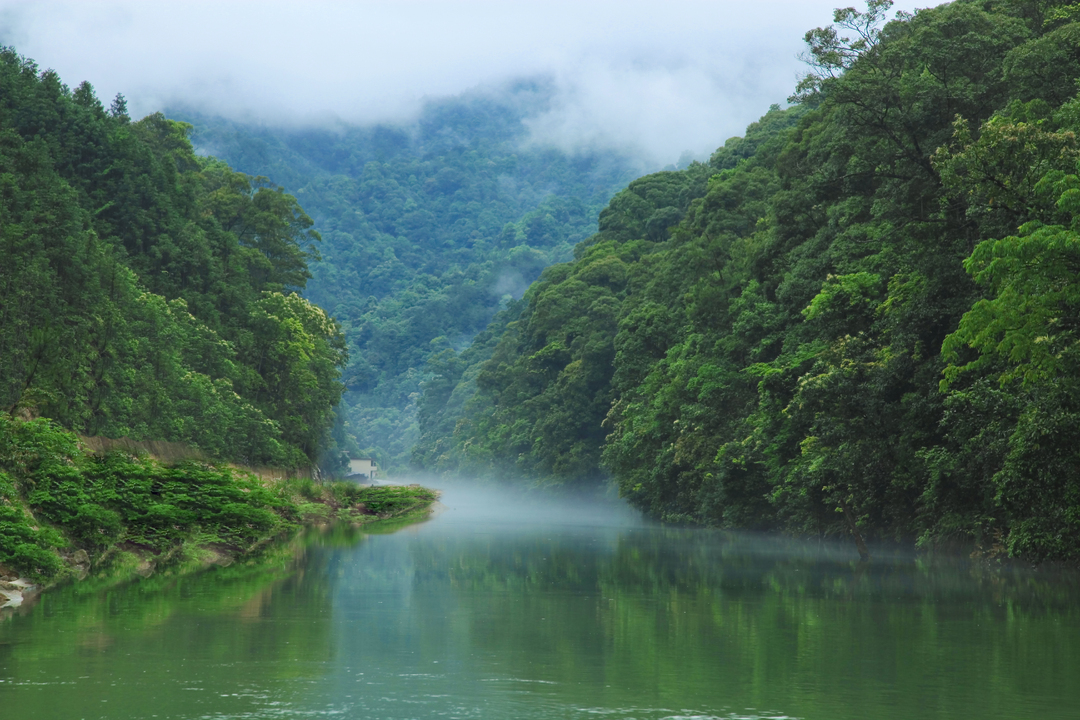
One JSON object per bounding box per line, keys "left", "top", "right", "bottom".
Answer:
{"left": 415, "top": 0, "right": 1080, "bottom": 562}
{"left": 0, "top": 48, "right": 346, "bottom": 467}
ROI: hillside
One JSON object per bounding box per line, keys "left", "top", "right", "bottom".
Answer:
{"left": 171, "top": 87, "right": 645, "bottom": 470}
{"left": 0, "top": 47, "right": 345, "bottom": 468}
{"left": 416, "top": 0, "right": 1080, "bottom": 562}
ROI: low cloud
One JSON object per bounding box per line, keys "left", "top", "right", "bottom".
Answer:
{"left": 0, "top": 0, "right": 933, "bottom": 164}
{"left": 492, "top": 270, "right": 529, "bottom": 301}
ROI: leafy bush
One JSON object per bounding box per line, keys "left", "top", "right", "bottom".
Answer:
{"left": 0, "top": 417, "right": 295, "bottom": 578}
{"left": 0, "top": 471, "right": 66, "bottom": 579}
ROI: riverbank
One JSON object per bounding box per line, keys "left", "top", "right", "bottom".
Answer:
{"left": 0, "top": 417, "right": 437, "bottom": 610}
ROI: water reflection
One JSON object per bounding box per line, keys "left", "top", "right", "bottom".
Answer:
{"left": 1, "top": 485, "right": 1078, "bottom": 720}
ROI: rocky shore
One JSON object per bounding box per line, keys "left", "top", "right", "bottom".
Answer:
{"left": 0, "top": 570, "right": 37, "bottom": 611}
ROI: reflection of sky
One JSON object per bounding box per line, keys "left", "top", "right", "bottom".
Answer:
{"left": 3, "top": 491, "right": 1080, "bottom": 719}
{"left": 322, "top": 486, "right": 649, "bottom": 719}
{"left": 313, "top": 488, "right": 1080, "bottom": 720}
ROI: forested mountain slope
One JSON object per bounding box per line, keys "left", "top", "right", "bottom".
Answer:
{"left": 172, "top": 88, "right": 644, "bottom": 470}
{"left": 0, "top": 47, "right": 345, "bottom": 468}
{"left": 417, "top": 0, "right": 1080, "bottom": 562}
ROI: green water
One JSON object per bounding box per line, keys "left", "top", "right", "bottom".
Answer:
{"left": 2, "top": 486, "right": 1079, "bottom": 719}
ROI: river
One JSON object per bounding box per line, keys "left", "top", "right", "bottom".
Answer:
{"left": 2, "top": 483, "right": 1079, "bottom": 719}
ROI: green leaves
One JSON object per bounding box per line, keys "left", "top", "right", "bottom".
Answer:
{"left": 0, "top": 48, "right": 345, "bottom": 466}
{"left": 429, "top": 165, "right": 714, "bottom": 487}
{"left": 791, "top": 0, "right": 897, "bottom": 102}
{"left": 417, "top": 0, "right": 1080, "bottom": 561}
{"left": 239, "top": 292, "right": 347, "bottom": 461}
{"left": 0, "top": 417, "right": 295, "bottom": 579}
{"left": 803, "top": 272, "right": 882, "bottom": 324}
{"left": 944, "top": 196, "right": 1080, "bottom": 389}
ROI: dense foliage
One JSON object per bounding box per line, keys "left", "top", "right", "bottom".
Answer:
{"left": 173, "top": 88, "right": 644, "bottom": 469}
{"left": 0, "top": 47, "right": 346, "bottom": 467}
{"left": 417, "top": 0, "right": 1080, "bottom": 561}
{"left": 0, "top": 416, "right": 438, "bottom": 581}
{"left": 0, "top": 417, "right": 290, "bottom": 579}
{"left": 411, "top": 161, "right": 719, "bottom": 480}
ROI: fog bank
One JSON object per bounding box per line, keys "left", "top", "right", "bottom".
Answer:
{"left": 0, "top": 0, "right": 934, "bottom": 164}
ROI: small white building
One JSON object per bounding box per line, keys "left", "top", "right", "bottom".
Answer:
{"left": 348, "top": 457, "right": 378, "bottom": 481}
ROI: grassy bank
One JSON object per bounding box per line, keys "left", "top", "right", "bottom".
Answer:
{"left": 0, "top": 417, "right": 437, "bottom": 589}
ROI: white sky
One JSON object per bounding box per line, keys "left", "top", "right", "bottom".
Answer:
{"left": 0, "top": 1, "right": 934, "bottom": 163}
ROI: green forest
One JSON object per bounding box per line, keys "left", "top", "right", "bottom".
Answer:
{"left": 0, "top": 46, "right": 404, "bottom": 580}
{"left": 0, "top": 51, "right": 636, "bottom": 579}
{"left": 172, "top": 92, "right": 644, "bottom": 470}
{"left": 5, "top": 0, "right": 1080, "bottom": 567}
{"left": 415, "top": 0, "right": 1080, "bottom": 562}
{"left": 0, "top": 47, "right": 346, "bottom": 469}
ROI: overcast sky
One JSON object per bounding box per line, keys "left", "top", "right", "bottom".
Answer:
{"left": 0, "top": 1, "right": 934, "bottom": 163}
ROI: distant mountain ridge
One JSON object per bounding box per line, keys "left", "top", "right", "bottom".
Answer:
{"left": 170, "top": 84, "right": 648, "bottom": 471}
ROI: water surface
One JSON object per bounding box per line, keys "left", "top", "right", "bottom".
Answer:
{"left": 2, "top": 484, "right": 1078, "bottom": 719}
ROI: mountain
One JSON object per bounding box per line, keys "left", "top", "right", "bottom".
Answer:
{"left": 415, "top": 0, "right": 1080, "bottom": 562}
{"left": 171, "top": 82, "right": 647, "bottom": 471}
{"left": 0, "top": 47, "right": 344, "bottom": 468}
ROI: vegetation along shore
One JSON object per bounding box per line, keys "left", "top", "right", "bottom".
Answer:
{"left": 0, "top": 416, "right": 437, "bottom": 610}
{"left": 0, "top": 43, "right": 438, "bottom": 606}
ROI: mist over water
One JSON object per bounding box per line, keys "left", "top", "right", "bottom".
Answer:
{"left": 3, "top": 483, "right": 1080, "bottom": 719}
{"left": 417, "top": 478, "right": 645, "bottom": 532}
{"left": 403, "top": 477, "right": 920, "bottom": 566}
